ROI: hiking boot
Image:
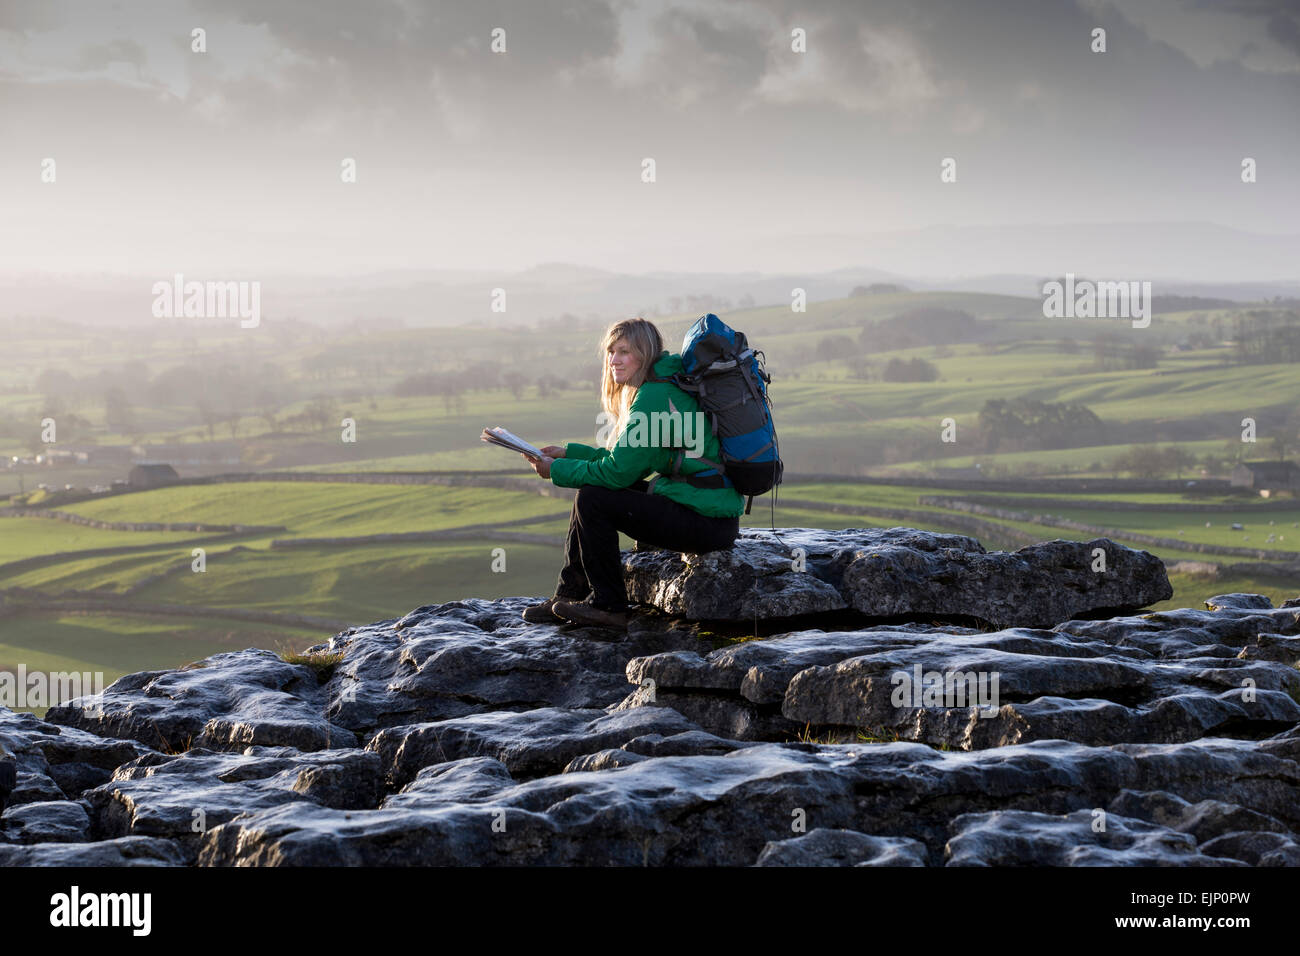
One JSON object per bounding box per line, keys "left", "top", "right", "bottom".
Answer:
{"left": 521, "top": 596, "right": 567, "bottom": 624}
{"left": 551, "top": 599, "right": 629, "bottom": 629}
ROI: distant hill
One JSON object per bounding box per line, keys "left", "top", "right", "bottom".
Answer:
{"left": 3, "top": 219, "right": 1298, "bottom": 328}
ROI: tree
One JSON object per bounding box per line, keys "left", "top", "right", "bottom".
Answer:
{"left": 978, "top": 397, "right": 1104, "bottom": 453}
{"left": 861, "top": 307, "right": 977, "bottom": 352}
{"left": 816, "top": 334, "right": 857, "bottom": 363}
{"left": 1113, "top": 444, "right": 1165, "bottom": 479}
{"left": 503, "top": 372, "right": 528, "bottom": 401}
{"left": 1163, "top": 445, "right": 1195, "bottom": 478}
{"left": 1092, "top": 333, "right": 1160, "bottom": 370}
{"left": 105, "top": 386, "right": 135, "bottom": 433}
{"left": 254, "top": 388, "right": 282, "bottom": 433}
{"left": 535, "top": 374, "right": 567, "bottom": 399}
{"left": 1229, "top": 309, "right": 1300, "bottom": 365}
{"left": 850, "top": 283, "right": 908, "bottom": 296}
{"left": 683, "top": 294, "right": 731, "bottom": 314}
{"left": 36, "top": 368, "right": 78, "bottom": 401}
{"left": 40, "top": 395, "right": 67, "bottom": 420}
{"left": 394, "top": 373, "right": 437, "bottom": 397}
{"left": 305, "top": 394, "right": 339, "bottom": 432}
{"left": 442, "top": 387, "right": 466, "bottom": 415}
{"left": 881, "top": 357, "right": 939, "bottom": 383}
{"left": 196, "top": 398, "right": 219, "bottom": 442}
{"left": 1216, "top": 437, "right": 1248, "bottom": 468}
{"left": 1269, "top": 413, "right": 1300, "bottom": 462}
{"left": 847, "top": 358, "right": 878, "bottom": 381}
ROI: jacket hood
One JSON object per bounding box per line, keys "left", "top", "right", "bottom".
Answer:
{"left": 647, "top": 350, "right": 682, "bottom": 380}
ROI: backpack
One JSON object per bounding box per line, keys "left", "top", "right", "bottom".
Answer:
{"left": 646, "top": 313, "right": 783, "bottom": 515}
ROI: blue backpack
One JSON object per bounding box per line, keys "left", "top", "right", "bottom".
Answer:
{"left": 647, "top": 313, "right": 783, "bottom": 515}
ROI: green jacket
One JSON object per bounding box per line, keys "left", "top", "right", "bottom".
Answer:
{"left": 550, "top": 350, "right": 745, "bottom": 518}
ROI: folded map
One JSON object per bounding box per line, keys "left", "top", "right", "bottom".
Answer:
{"left": 481, "top": 425, "right": 544, "bottom": 460}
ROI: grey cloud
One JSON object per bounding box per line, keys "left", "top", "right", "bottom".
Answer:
{"left": 8, "top": 0, "right": 1295, "bottom": 135}
{"left": 76, "top": 37, "right": 148, "bottom": 72}
{"left": 723, "top": 0, "right": 1137, "bottom": 131}
{"left": 191, "top": 0, "right": 623, "bottom": 79}
{"left": 1181, "top": 0, "right": 1300, "bottom": 58}
{"left": 1185, "top": 0, "right": 1300, "bottom": 15}
{"left": 631, "top": 4, "right": 769, "bottom": 107}
{"left": 1265, "top": 10, "right": 1300, "bottom": 52}
{"left": 1, "top": 0, "right": 1295, "bottom": 280}
{"left": 0, "top": 0, "right": 60, "bottom": 32}
{"left": 179, "top": 0, "right": 624, "bottom": 136}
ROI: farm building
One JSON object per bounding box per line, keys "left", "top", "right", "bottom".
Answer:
{"left": 1230, "top": 460, "right": 1300, "bottom": 493}
{"left": 128, "top": 463, "right": 179, "bottom": 488}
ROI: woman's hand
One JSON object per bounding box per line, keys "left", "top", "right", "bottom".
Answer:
{"left": 522, "top": 453, "right": 554, "bottom": 479}
{"left": 539, "top": 445, "right": 566, "bottom": 458}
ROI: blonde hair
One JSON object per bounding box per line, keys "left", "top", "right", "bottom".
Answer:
{"left": 599, "top": 317, "right": 664, "bottom": 451}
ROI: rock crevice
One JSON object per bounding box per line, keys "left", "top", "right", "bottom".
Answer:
{"left": 0, "top": 527, "right": 1293, "bottom": 867}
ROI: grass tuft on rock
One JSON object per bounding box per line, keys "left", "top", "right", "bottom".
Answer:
{"left": 279, "top": 647, "right": 345, "bottom": 682}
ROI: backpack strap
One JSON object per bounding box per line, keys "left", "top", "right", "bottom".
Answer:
{"left": 678, "top": 454, "right": 731, "bottom": 490}
{"left": 651, "top": 451, "right": 731, "bottom": 491}
{"left": 642, "top": 356, "right": 734, "bottom": 493}
{"left": 734, "top": 439, "right": 775, "bottom": 462}
{"left": 689, "top": 454, "right": 727, "bottom": 475}
{"left": 647, "top": 470, "right": 729, "bottom": 492}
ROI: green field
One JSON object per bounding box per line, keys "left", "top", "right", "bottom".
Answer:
{"left": 0, "top": 612, "right": 321, "bottom": 678}
{"left": 1154, "top": 573, "right": 1296, "bottom": 614}
{"left": 2, "top": 289, "right": 1297, "bottom": 714}
{"left": 0, "top": 517, "right": 207, "bottom": 563}
{"left": 0, "top": 611, "right": 327, "bottom": 718}
{"left": 57, "top": 482, "right": 567, "bottom": 534}
{"left": 1028, "top": 507, "right": 1300, "bottom": 550}
{"left": 5, "top": 292, "right": 1298, "bottom": 487}
{"left": 122, "top": 541, "right": 567, "bottom": 621}
{"left": 2, "top": 478, "right": 1295, "bottom": 714}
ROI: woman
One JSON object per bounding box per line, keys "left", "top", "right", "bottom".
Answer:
{"left": 521, "top": 317, "right": 745, "bottom": 629}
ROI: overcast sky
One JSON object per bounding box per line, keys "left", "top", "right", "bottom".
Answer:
{"left": 2, "top": 0, "right": 1297, "bottom": 279}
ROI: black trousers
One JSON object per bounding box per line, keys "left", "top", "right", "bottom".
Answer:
{"left": 555, "top": 479, "right": 741, "bottom": 611}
